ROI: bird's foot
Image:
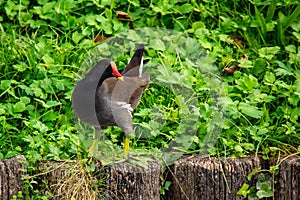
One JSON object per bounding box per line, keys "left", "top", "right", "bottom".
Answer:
{"left": 88, "top": 138, "right": 99, "bottom": 158}
{"left": 125, "top": 153, "right": 130, "bottom": 162}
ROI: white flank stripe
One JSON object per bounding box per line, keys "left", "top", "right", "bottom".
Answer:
{"left": 116, "top": 101, "right": 133, "bottom": 113}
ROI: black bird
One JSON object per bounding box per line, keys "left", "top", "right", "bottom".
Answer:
{"left": 72, "top": 44, "right": 150, "bottom": 158}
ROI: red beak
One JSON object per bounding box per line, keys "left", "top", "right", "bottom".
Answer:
{"left": 110, "top": 61, "right": 123, "bottom": 80}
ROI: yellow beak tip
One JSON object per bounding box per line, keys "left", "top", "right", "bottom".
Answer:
{"left": 118, "top": 76, "right": 124, "bottom": 81}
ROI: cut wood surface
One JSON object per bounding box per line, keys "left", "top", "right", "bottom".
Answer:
{"left": 0, "top": 155, "right": 26, "bottom": 200}
{"left": 164, "top": 155, "right": 261, "bottom": 200}
{"left": 275, "top": 155, "right": 300, "bottom": 200}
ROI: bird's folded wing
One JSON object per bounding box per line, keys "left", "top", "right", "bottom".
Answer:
{"left": 129, "top": 73, "right": 150, "bottom": 109}
{"left": 96, "top": 75, "right": 149, "bottom": 132}
{"left": 112, "top": 101, "right": 134, "bottom": 134}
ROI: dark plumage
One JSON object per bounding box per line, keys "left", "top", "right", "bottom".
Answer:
{"left": 72, "top": 44, "right": 150, "bottom": 158}
{"left": 72, "top": 60, "right": 120, "bottom": 127}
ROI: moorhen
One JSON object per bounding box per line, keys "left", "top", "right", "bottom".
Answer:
{"left": 72, "top": 44, "right": 150, "bottom": 159}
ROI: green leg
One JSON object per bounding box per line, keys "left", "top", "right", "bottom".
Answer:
{"left": 124, "top": 135, "right": 130, "bottom": 159}
{"left": 88, "top": 130, "right": 100, "bottom": 157}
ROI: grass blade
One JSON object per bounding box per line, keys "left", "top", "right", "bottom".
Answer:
{"left": 266, "top": 0, "right": 277, "bottom": 22}
{"left": 255, "top": 6, "right": 267, "bottom": 45}
{"left": 282, "top": 3, "right": 300, "bottom": 31}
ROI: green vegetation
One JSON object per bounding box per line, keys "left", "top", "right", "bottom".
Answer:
{"left": 0, "top": 0, "right": 299, "bottom": 198}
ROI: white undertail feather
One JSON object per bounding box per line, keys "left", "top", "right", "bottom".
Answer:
{"left": 139, "top": 56, "right": 143, "bottom": 77}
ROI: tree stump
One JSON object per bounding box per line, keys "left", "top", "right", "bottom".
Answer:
{"left": 102, "top": 161, "right": 161, "bottom": 199}
{"left": 164, "top": 155, "right": 261, "bottom": 200}
{"left": 275, "top": 155, "right": 300, "bottom": 200}
{"left": 39, "top": 160, "right": 161, "bottom": 200}
{"left": 0, "top": 155, "right": 26, "bottom": 200}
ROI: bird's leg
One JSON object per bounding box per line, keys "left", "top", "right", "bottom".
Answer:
{"left": 124, "top": 133, "right": 130, "bottom": 160}
{"left": 88, "top": 129, "right": 100, "bottom": 157}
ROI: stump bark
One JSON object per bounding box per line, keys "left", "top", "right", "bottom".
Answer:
{"left": 275, "top": 155, "right": 300, "bottom": 200}
{"left": 164, "top": 155, "right": 261, "bottom": 200}
{"left": 6, "top": 154, "right": 300, "bottom": 199}
{"left": 102, "top": 161, "right": 161, "bottom": 199}
{"left": 0, "top": 155, "right": 26, "bottom": 200}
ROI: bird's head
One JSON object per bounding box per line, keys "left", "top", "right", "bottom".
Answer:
{"left": 110, "top": 61, "right": 123, "bottom": 81}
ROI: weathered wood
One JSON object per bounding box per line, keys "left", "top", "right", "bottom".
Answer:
{"left": 5, "top": 154, "right": 300, "bottom": 199}
{"left": 39, "top": 160, "right": 161, "bottom": 200}
{"left": 0, "top": 155, "right": 26, "bottom": 200}
{"left": 102, "top": 161, "right": 161, "bottom": 200}
{"left": 164, "top": 155, "right": 261, "bottom": 200}
{"left": 275, "top": 155, "right": 300, "bottom": 200}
